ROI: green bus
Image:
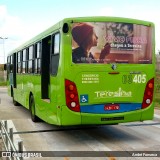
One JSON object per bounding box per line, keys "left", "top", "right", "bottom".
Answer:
{"left": 6, "top": 17, "right": 155, "bottom": 126}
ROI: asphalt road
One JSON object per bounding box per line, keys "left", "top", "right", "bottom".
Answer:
{"left": 0, "top": 87, "right": 160, "bottom": 160}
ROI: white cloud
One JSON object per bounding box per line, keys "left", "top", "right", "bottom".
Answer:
{"left": 0, "top": 4, "right": 55, "bottom": 64}
{"left": 0, "top": 5, "right": 7, "bottom": 20}
{"left": 0, "top": 5, "right": 22, "bottom": 37}
{"left": 0, "top": 5, "right": 8, "bottom": 36}
{"left": 0, "top": 5, "right": 23, "bottom": 63}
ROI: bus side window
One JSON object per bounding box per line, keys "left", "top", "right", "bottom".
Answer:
{"left": 22, "top": 49, "right": 27, "bottom": 74}
{"left": 17, "top": 51, "right": 22, "bottom": 73}
{"left": 34, "top": 42, "right": 41, "bottom": 74}
{"left": 7, "top": 56, "right": 10, "bottom": 72}
{"left": 10, "top": 55, "right": 13, "bottom": 73}
{"left": 51, "top": 33, "right": 60, "bottom": 76}
{"left": 28, "top": 46, "right": 34, "bottom": 74}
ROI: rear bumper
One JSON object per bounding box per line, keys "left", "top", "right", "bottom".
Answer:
{"left": 60, "top": 103, "right": 154, "bottom": 126}
{"left": 81, "top": 103, "right": 154, "bottom": 125}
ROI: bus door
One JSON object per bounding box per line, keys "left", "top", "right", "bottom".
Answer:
{"left": 48, "top": 33, "right": 60, "bottom": 122}
{"left": 7, "top": 54, "right": 16, "bottom": 93}
{"left": 41, "top": 36, "right": 51, "bottom": 100}
{"left": 6, "top": 56, "right": 12, "bottom": 85}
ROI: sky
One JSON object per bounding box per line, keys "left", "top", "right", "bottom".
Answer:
{"left": 0, "top": 0, "right": 160, "bottom": 63}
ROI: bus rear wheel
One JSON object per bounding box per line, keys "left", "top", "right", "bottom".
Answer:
{"left": 29, "top": 95, "right": 39, "bottom": 122}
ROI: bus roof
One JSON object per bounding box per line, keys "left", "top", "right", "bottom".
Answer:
{"left": 64, "top": 16, "right": 154, "bottom": 25}
{"left": 8, "top": 16, "right": 154, "bottom": 55}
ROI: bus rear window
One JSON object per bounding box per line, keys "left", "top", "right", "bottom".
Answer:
{"left": 72, "top": 22, "right": 152, "bottom": 64}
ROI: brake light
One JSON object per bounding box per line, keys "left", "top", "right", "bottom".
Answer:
{"left": 142, "top": 78, "right": 154, "bottom": 109}
{"left": 65, "top": 79, "right": 80, "bottom": 112}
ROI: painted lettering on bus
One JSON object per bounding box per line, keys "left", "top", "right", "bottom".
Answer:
{"left": 105, "top": 36, "right": 147, "bottom": 44}
{"left": 95, "top": 88, "right": 132, "bottom": 98}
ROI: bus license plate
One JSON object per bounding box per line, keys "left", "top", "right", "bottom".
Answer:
{"left": 104, "top": 104, "right": 120, "bottom": 111}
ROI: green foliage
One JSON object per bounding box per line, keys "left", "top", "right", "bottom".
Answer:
{"left": 0, "top": 64, "right": 6, "bottom": 86}
{"left": 155, "top": 72, "right": 160, "bottom": 108}
{"left": 0, "top": 64, "right": 4, "bottom": 71}
{"left": 0, "top": 81, "right": 7, "bottom": 86}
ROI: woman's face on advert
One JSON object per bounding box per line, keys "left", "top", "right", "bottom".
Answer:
{"left": 91, "top": 31, "right": 98, "bottom": 46}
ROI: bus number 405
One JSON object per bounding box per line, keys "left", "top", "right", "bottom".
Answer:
{"left": 122, "top": 74, "right": 146, "bottom": 84}
{"left": 133, "top": 74, "right": 146, "bottom": 83}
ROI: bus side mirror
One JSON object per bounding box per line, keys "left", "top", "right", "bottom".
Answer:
{"left": 4, "top": 64, "right": 7, "bottom": 71}
{"left": 63, "top": 23, "right": 69, "bottom": 33}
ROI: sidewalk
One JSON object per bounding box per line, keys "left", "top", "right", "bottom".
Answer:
{"left": 154, "top": 108, "right": 160, "bottom": 115}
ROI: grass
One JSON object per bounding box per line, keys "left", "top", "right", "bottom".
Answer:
{"left": 0, "top": 64, "right": 7, "bottom": 86}
{"left": 0, "top": 81, "right": 7, "bottom": 86}
{"left": 0, "top": 71, "right": 6, "bottom": 86}
{"left": 155, "top": 72, "right": 160, "bottom": 108}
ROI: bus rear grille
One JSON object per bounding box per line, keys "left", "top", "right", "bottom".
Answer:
{"left": 101, "top": 117, "right": 124, "bottom": 121}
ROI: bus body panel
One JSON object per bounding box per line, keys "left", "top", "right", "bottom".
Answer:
{"left": 61, "top": 106, "right": 82, "bottom": 125}
{"left": 68, "top": 65, "right": 155, "bottom": 114}
{"left": 6, "top": 17, "right": 155, "bottom": 126}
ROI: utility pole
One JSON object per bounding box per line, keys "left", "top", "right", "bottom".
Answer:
{"left": 0, "top": 37, "right": 8, "bottom": 82}
{"left": 0, "top": 37, "right": 8, "bottom": 64}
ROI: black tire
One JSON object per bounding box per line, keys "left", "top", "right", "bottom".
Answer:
{"left": 29, "top": 95, "right": 39, "bottom": 122}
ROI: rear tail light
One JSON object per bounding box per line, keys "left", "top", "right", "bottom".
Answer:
{"left": 142, "top": 78, "right": 154, "bottom": 109}
{"left": 65, "top": 79, "right": 80, "bottom": 112}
